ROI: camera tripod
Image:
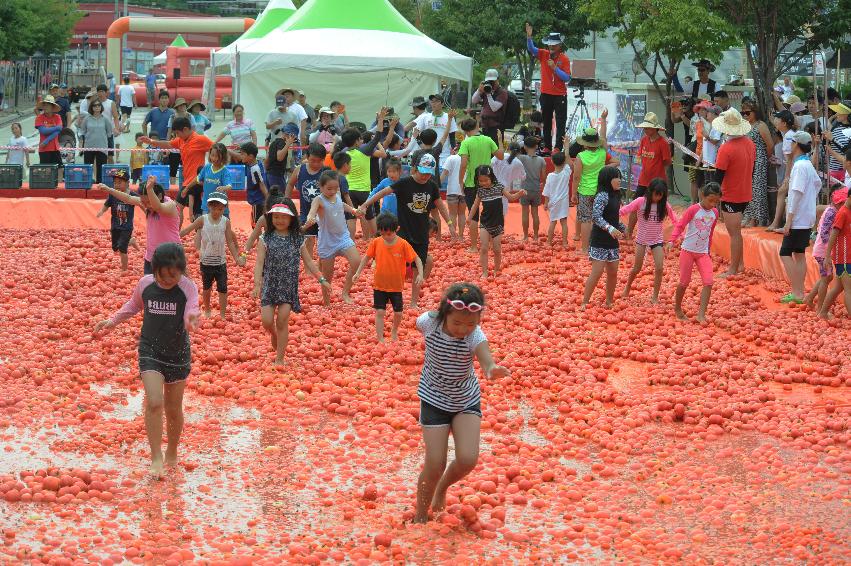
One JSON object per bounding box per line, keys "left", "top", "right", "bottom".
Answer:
{"left": 565, "top": 85, "right": 592, "bottom": 139}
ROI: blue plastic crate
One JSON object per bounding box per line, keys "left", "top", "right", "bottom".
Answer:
{"left": 100, "top": 164, "right": 131, "bottom": 188}
{"left": 227, "top": 164, "right": 247, "bottom": 191}
{"left": 0, "top": 164, "right": 23, "bottom": 189}
{"left": 141, "top": 164, "right": 170, "bottom": 189}
{"left": 64, "top": 164, "right": 93, "bottom": 189}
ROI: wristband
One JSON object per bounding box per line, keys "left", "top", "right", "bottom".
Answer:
{"left": 318, "top": 276, "right": 328, "bottom": 284}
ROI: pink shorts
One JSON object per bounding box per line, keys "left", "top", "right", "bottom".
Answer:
{"left": 679, "top": 250, "right": 713, "bottom": 287}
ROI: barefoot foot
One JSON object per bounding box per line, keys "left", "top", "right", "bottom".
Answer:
{"left": 431, "top": 490, "right": 447, "bottom": 513}
{"left": 675, "top": 309, "right": 688, "bottom": 321}
{"left": 164, "top": 450, "right": 178, "bottom": 468}
{"left": 342, "top": 293, "right": 353, "bottom": 304}
{"left": 150, "top": 453, "right": 165, "bottom": 479}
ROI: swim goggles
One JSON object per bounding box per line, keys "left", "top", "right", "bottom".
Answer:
{"left": 447, "top": 299, "right": 483, "bottom": 312}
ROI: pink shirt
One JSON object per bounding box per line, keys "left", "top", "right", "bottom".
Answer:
{"left": 619, "top": 197, "right": 678, "bottom": 246}
{"left": 671, "top": 203, "right": 718, "bottom": 254}
{"left": 144, "top": 196, "right": 181, "bottom": 261}
{"left": 812, "top": 206, "right": 838, "bottom": 259}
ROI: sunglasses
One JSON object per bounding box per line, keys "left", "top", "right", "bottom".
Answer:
{"left": 447, "top": 299, "right": 483, "bottom": 312}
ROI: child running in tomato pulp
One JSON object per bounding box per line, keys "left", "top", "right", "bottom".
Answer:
{"left": 414, "top": 283, "right": 510, "bottom": 523}
{"left": 179, "top": 192, "right": 245, "bottom": 319}
{"left": 805, "top": 187, "right": 848, "bottom": 310}
{"left": 253, "top": 189, "right": 329, "bottom": 365}
{"left": 618, "top": 177, "right": 678, "bottom": 303}
{"left": 580, "top": 166, "right": 626, "bottom": 309}
{"left": 302, "top": 170, "right": 364, "bottom": 305}
{"left": 542, "top": 150, "right": 571, "bottom": 247}
{"left": 466, "top": 165, "right": 525, "bottom": 278}
{"left": 670, "top": 182, "right": 721, "bottom": 322}
{"left": 819, "top": 189, "right": 851, "bottom": 319}
{"left": 94, "top": 242, "right": 200, "bottom": 479}
{"left": 96, "top": 169, "right": 137, "bottom": 270}
{"left": 353, "top": 212, "right": 424, "bottom": 342}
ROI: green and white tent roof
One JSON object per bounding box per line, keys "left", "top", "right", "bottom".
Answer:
{"left": 225, "top": 0, "right": 471, "bottom": 81}
{"left": 153, "top": 34, "right": 189, "bottom": 64}
{"left": 216, "top": 0, "right": 297, "bottom": 56}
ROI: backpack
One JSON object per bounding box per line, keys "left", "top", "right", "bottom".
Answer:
{"left": 502, "top": 90, "right": 521, "bottom": 131}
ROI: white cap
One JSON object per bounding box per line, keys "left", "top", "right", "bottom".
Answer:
{"left": 484, "top": 69, "right": 499, "bottom": 82}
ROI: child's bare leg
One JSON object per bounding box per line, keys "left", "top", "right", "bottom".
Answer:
{"left": 574, "top": 210, "right": 581, "bottom": 241}
{"left": 623, "top": 244, "right": 646, "bottom": 298}
{"left": 414, "top": 425, "right": 450, "bottom": 523}
{"left": 120, "top": 252, "right": 128, "bottom": 271}
{"left": 651, "top": 246, "right": 665, "bottom": 304}
{"left": 261, "top": 306, "right": 277, "bottom": 353}
{"left": 604, "top": 260, "right": 619, "bottom": 307}
{"left": 697, "top": 285, "right": 712, "bottom": 322}
{"left": 411, "top": 255, "right": 432, "bottom": 309}
{"left": 768, "top": 187, "right": 788, "bottom": 230}
{"left": 218, "top": 292, "right": 227, "bottom": 318}
{"left": 141, "top": 371, "right": 166, "bottom": 478}
{"left": 431, "top": 208, "right": 442, "bottom": 238}
{"left": 492, "top": 234, "right": 503, "bottom": 274}
{"left": 547, "top": 221, "right": 556, "bottom": 246}
{"left": 341, "top": 247, "right": 360, "bottom": 304}
{"left": 674, "top": 284, "right": 688, "bottom": 320}
{"left": 274, "top": 305, "right": 291, "bottom": 364}
{"left": 163, "top": 380, "right": 186, "bottom": 467}
{"left": 580, "top": 221, "right": 593, "bottom": 253}
{"left": 818, "top": 278, "right": 842, "bottom": 319}
{"left": 478, "top": 229, "right": 491, "bottom": 277}
{"left": 532, "top": 206, "right": 541, "bottom": 241}
{"left": 842, "top": 278, "right": 851, "bottom": 316}
{"left": 627, "top": 211, "right": 638, "bottom": 239}
{"left": 391, "top": 311, "right": 402, "bottom": 341}
{"left": 468, "top": 219, "right": 479, "bottom": 252}
{"left": 521, "top": 204, "right": 530, "bottom": 240}
{"left": 816, "top": 275, "right": 832, "bottom": 310}
{"left": 202, "top": 289, "right": 212, "bottom": 317}
{"left": 375, "top": 308, "right": 386, "bottom": 343}
{"left": 305, "top": 236, "right": 316, "bottom": 258}
{"left": 559, "top": 218, "right": 568, "bottom": 247}
{"left": 581, "top": 260, "right": 606, "bottom": 308}
{"left": 455, "top": 203, "right": 466, "bottom": 240}
{"left": 320, "top": 258, "right": 334, "bottom": 306}
{"left": 130, "top": 237, "right": 139, "bottom": 250}
{"left": 431, "top": 414, "right": 480, "bottom": 512}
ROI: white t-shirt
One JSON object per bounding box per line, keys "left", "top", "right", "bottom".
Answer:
{"left": 442, "top": 154, "right": 462, "bottom": 196}
{"left": 100, "top": 98, "right": 116, "bottom": 122}
{"left": 117, "top": 85, "right": 135, "bottom": 107}
{"left": 287, "top": 101, "right": 308, "bottom": 134}
{"left": 703, "top": 125, "right": 722, "bottom": 166}
{"left": 682, "top": 206, "right": 718, "bottom": 254}
{"left": 782, "top": 129, "right": 796, "bottom": 156}
{"left": 6, "top": 135, "right": 28, "bottom": 165}
{"left": 492, "top": 156, "right": 526, "bottom": 215}
{"left": 697, "top": 82, "right": 709, "bottom": 97}
{"left": 787, "top": 156, "right": 821, "bottom": 229}
{"left": 414, "top": 112, "right": 458, "bottom": 159}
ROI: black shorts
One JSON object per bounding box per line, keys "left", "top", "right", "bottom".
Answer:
{"left": 175, "top": 191, "right": 190, "bottom": 207}
{"left": 200, "top": 263, "right": 228, "bottom": 293}
{"left": 39, "top": 150, "right": 63, "bottom": 168}
{"left": 139, "top": 356, "right": 190, "bottom": 384}
{"left": 464, "top": 187, "right": 479, "bottom": 222}
{"left": 419, "top": 399, "right": 482, "bottom": 427}
{"left": 720, "top": 201, "right": 749, "bottom": 214}
{"left": 409, "top": 241, "right": 428, "bottom": 266}
{"left": 779, "top": 228, "right": 811, "bottom": 256}
{"left": 373, "top": 289, "right": 403, "bottom": 312}
{"left": 110, "top": 228, "right": 132, "bottom": 253}
{"left": 168, "top": 152, "right": 181, "bottom": 177}
{"left": 349, "top": 191, "right": 375, "bottom": 220}
{"left": 635, "top": 185, "right": 648, "bottom": 198}
{"left": 120, "top": 105, "right": 132, "bottom": 116}
{"left": 132, "top": 168, "right": 142, "bottom": 182}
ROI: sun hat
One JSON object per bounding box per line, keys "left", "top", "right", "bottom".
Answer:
{"left": 784, "top": 95, "right": 802, "bottom": 107}
{"left": 576, "top": 127, "right": 602, "bottom": 147}
{"left": 49, "top": 83, "right": 59, "bottom": 90}
{"left": 542, "top": 32, "right": 563, "bottom": 46}
{"left": 319, "top": 106, "right": 335, "bottom": 116}
{"left": 84, "top": 90, "right": 97, "bottom": 100}
{"left": 484, "top": 69, "right": 499, "bottom": 82}
{"left": 269, "top": 203, "right": 295, "bottom": 216}
{"left": 276, "top": 88, "right": 296, "bottom": 97}
{"left": 790, "top": 130, "right": 812, "bottom": 145}
{"left": 828, "top": 102, "right": 851, "bottom": 115}
{"left": 173, "top": 97, "right": 187, "bottom": 108}
{"left": 712, "top": 108, "right": 753, "bottom": 136}
{"left": 832, "top": 188, "right": 849, "bottom": 205}
{"left": 417, "top": 153, "right": 437, "bottom": 174}
{"left": 108, "top": 169, "right": 129, "bottom": 181}
{"left": 188, "top": 100, "right": 206, "bottom": 112}
{"left": 206, "top": 191, "right": 228, "bottom": 205}
{"left": 411, "top": 96, "right": 427, "bottom": 109}
{"left": 789, "top": 102, "right": 807, "bottom": 114}
{"left": 692, "top": 59, "right": 716, "bottom": 72}
{"left": 693, "top": 100, "right": 712, "bottom": 112}
{"left": 39, "top": 95, "right": 61, "bottom": 111}
{"left": 636, "top": 112, "right": 665, "bottom": 130}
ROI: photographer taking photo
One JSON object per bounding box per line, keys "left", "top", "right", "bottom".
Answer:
{"left": 472, "top": 69, "right": 509, "bottom": 145}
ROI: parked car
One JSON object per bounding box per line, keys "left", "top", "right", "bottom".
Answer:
{"left": 510, "top": 70, "right": 540, "bottom": 100}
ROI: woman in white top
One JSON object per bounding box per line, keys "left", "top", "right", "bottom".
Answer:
{"left": 6, "top": 123, "right": 30, "bottom": 167}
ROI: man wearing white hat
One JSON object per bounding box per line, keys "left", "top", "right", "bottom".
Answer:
{"left": 472, "top": 69, "right": 508, "bottom": 144}
{"left": 713, "top": 107, "right": 756, "bottom": 278}
{"left": 525, "top": 22, "right": 572, "bottom": 152}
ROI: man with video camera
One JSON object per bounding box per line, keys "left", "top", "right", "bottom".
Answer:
{"left": 526, "top": 22, "right": 571, "bottom": 153}
{"left": 472, "top": 68, "right": 509, "bottom": 145}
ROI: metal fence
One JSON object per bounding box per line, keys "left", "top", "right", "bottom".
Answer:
{"left": 0, "top": 58, "right": 69, "bottom": 114}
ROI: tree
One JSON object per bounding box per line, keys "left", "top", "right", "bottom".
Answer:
{"left": 707, "top": 0, "right": 851, "bottom": 119}
{"left": 0, "top": 0, "right": 80, "bottom": 60}
{"left": 582, "top": 0, "right": 736, "bottom": 136}
{"left": 421, "top": 0, "right": 593, "bottom": 108}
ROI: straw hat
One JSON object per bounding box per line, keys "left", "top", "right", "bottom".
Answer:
{"left": 576, "top": 127, "right": 602, "bottom": 147}
{"left": 188, "top": 100, "right": 206, "bottom": 112}
{"left": 319, "top": 106, "right": 335, "bottom": 116}
{"left": 173, "top": 97, "right": 187, "bottom": 109}
{"left": 636, "top": 112, "right": 665, "bottom": 130}
{"left": 828, "top": 102, "right": 851, "bottom": 115}
{"left": 712, "top": 108, "right": 752, "bottom": 136}
{"left": 276, "top": 87, "right": 295, "bottom": 97}
{"left": 39, "top": 95, "right": 61, "bottom": 111}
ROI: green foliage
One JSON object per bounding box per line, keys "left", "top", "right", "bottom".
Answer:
{"left": 0, "top": 0, "right": 80, "bottom": 59}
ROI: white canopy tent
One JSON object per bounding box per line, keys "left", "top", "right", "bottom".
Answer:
{"left": 152, "top": 34, "right": 189, "bottom": 65}
{"left": 216, "top": 0, "right": 472, "bottom": 131}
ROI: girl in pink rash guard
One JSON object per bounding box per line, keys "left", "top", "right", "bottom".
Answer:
{"left": 94, "top": 243, "right": 200, "bottom": 479}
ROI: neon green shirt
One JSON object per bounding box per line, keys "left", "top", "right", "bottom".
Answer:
{"left": 577, "top": 148, "right": 607, "bottom": 197}
{"left": 347, "top": 149, "right": 371, "bottom": 191}
{"left": 459, "top": 134, "right": 498, "bottom": 188}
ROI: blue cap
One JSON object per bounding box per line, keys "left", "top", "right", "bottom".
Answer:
{"left": 282, "top": 123, "right": 300, "bottom": 137}
{"left": 59, "top": 83, "right": 67, "bottom": 89}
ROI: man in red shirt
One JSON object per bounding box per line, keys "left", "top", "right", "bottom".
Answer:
{"left": 819, "top": 191, "right": 851, "bottom": 319}
{"left": 628, "top": 112, "right": 672, "bottom": 237}
{"left": 526, "top": 23, "right": 571, "bottom": 153}
{"left": 713, "top": 108, "right": 756, "bottom": 278}
{"left": 34, "top": 95, "right": 65, "bottom": 181}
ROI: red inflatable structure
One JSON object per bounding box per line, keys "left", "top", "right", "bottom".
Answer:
{"left": 163, "top": 46, "right": 232, "bottom": 104}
